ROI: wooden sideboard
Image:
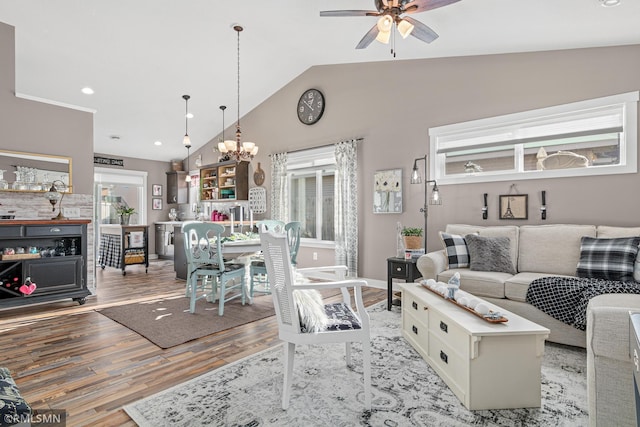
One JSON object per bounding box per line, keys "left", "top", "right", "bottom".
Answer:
{"left": 0, "top": 219, "right": 90, "bottom": 308}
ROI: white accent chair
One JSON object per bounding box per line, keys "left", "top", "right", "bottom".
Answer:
{"left": 259, "top": 230, "right": 372, "bottom": 410}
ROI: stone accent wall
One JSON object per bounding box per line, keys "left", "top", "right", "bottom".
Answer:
{"left": 0, "top": 191, "right": 95, "bottom": 292}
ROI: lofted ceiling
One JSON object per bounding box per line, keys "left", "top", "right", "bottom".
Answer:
{"left": 0, "top": 0, "right": 638, "bottom": 163}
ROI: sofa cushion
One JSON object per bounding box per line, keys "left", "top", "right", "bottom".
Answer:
{"left": 465, "top": 234, "right": 516, "bottom": 274}
{"left": 576, "top": 236, "right": 640, "bottom": 282}
{"left": 439, "top": 232, "right": 471, "bottom": 268}
{"left": 504, "top": 272, "right": 573, "bottom": 302}
{"left": 438, "top": 268, "right": 510, "bottom": 299}
{"left": 445, "top": 224, "right": 481, "bottom": 236}
{"left": 518, "top": 224, "right": 596, "bottom": 276}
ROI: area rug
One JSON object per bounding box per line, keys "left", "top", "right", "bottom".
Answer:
{"left": 124, "top": 302, "right": 588, "bottom": 426}
{"left": 98, "top": 294, "right": 275, "bottom": 348}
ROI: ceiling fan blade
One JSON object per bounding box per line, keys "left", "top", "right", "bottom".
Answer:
{"left": 320, "top": 10, "right": 379, "bottom": 17}
{"left": 355, "top": 24, "right": 380, "bottom": 49}
{"left": 403, "top": 0, "right": 461, "bottom": 14}
{"left": 403, "top": 16, "right": 439, "bottom": 43}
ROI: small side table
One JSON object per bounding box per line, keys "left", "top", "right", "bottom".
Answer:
{"left": 387, "top": 257, "right": 422, "bottom": 311}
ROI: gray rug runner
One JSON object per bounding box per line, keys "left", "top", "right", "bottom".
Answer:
{"left": 124, "top": 302, "right": 588, "bottom": 426}
{"left": 98, "top": 294, "right": 275, "bottom": 348}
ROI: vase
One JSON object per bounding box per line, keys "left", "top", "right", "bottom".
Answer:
{"left": 120, "top": 214, "right": 130, "bottom": 225}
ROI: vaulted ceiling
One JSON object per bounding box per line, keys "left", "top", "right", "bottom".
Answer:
{"left": 0, "top": 0, "right": 638, "bottom": 162}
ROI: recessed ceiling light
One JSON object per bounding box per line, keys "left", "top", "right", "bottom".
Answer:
{"left": 599, "top": 0, "right": 621, "bottom": 6}
{"left": 81, "top": 87, "right": 94, "bottom": 95}
{"left": 154, "top": 141, "right": 162, "bottom": 146}
{"left": 186, "top": 113, "right": 194, "bottom": 119}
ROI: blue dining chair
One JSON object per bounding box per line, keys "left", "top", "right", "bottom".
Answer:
{"left": 182, "top": 222, "right": 246, "bottom": 315}
{"left": 250, "top": 220, "right": 285, "bottom": 296}
{"left": 285, "top": 221, "right": 302, "bottom": 266}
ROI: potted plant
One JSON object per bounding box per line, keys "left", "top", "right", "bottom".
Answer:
{"left": 401, "top": 227, "right": 423, "bottom": 250}
{"left": 116, "top": 206, "right": 136, "bottom": 225}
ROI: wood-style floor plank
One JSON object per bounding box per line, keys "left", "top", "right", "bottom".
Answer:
{"left": 0, "top": 260, "right": 387, "bottom": 426}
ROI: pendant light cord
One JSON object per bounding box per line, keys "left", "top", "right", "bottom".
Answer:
{"left": 234, "top": 25, "right": 242, "bottom": 151}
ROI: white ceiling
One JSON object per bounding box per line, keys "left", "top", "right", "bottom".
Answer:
{"left": 0, "top": 0, "right": 638, "bottom": 163}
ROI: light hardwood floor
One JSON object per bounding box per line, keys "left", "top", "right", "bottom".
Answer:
{"left": 0, "top": 260, "right": 386, "bottom": 426}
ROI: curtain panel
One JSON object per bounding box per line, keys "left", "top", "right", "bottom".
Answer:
{"left": 270, "top": 152, "right": 289, "bottom": 223}
{"left": 334, "top": 140, "right": 358, "bottom": 277}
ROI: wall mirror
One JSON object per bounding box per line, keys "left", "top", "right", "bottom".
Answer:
{"left": 0, "top": 150, "right": 72, "bottom": 193}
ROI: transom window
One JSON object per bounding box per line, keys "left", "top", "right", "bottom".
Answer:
{"left": 429, "top": 92, "right": 639, "bottom": 184}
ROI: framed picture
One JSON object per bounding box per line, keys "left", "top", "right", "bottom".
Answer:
{"left": 152, "top": 198, "right": 163, "bottom": 210}
{"left": 499, "top": 194, "right": 528, "bottom": 220}
{"left": 373, "top": 169, "right": 402, "bottom": 214}
{"left": 152, "top": 184, "right": 162, "bottom": 196}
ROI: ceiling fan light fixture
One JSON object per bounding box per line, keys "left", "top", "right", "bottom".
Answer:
{"left": 375, "top": 28, "right": 391, "bottom": 44}
{"left": 397, "top": 19, "right": 414, "bottom": 39}
{"left": 377, "top": 15, "right": 393, "bottom": 32}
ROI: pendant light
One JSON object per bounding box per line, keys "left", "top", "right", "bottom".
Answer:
{"left": 182, "top": 94, "right": 192, "bottom": 182}
{"left": 217, "top": 24, "right": 259, "bottom": 162}
{"left": 217, "top": 105, "right": 229, "bottom": 160}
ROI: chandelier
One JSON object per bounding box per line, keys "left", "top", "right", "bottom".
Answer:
{"left": 217, "top": 24, "right": 259, "bottom": 162}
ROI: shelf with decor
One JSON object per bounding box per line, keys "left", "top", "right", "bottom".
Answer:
{"left": 199, "top": 160, "right": 248, "bottom": 201}
{"left": 99, "top": 224, "right": 149, "bottom": 276}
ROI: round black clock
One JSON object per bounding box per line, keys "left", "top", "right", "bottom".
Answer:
{"left": 297, "top": 89, "right": 325, "bottom": 125}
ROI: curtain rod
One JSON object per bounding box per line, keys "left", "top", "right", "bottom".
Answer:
{"left": 268, "top": 138, "right": 363, "bottom": 157}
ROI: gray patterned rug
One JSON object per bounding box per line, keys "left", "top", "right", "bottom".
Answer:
{"left": 124, "top": 302, "right": 588, "bottom": 426}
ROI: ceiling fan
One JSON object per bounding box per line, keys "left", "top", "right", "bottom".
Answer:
{"left": 320, "top": 0, "right": 461, "bottom": 49}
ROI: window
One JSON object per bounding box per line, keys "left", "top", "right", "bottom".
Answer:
{"left": 287, "top": 146, "right": 336, "bottom": 245}
{"left": 430, "top": 91, "right": 639, "bottom": 184}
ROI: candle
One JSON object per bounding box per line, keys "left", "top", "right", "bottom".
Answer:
{"left": 250, "top": 209, "right": 253, "bottom": 232}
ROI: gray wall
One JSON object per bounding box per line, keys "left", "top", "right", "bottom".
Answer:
{"left": 192, "top": 44, "right": 640, "bottom": 282}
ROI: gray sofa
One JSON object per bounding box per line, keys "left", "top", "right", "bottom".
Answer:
{"left": 416, "top": 223, "right": 640, "bottom": 425}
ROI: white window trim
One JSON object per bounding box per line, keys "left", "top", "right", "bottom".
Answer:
{"left": 429, "top": 91, "right": 639, "bottom": 185}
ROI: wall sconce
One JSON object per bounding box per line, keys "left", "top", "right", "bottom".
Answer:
{"left": 43, "top": 180, "right": 67, "bottom": 220}
{"left": 482, "top": 193, "right": 488, "bottom": 220}
{"left": 541, "top": 190, "right": 547, "bottom": 220}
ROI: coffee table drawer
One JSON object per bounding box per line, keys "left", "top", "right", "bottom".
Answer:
{"left": 403, "top": 309, "right": 429, "bottom": 353}
{"left": 429, "top": 309, "right": 469, "bottom": 357}
{"left": 428, "top": 331, "right": 468, "bottom": 398}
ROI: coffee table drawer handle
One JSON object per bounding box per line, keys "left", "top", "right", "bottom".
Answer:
{"left": 412, "top": 301, "right": 418, "bottom": 310}
{"left": 440, "top": 321, "right": 448, "bottom": 333}
{"left": 440, "top": 350, "right": 448, "bottom": 364}
{"left": 412, "top": 325, "right": 418, "bottom": 335}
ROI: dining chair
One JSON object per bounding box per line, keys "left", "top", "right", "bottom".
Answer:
{"left": 284, "top": 221, "right": 301, "bottom": 266}
{"left": 182, "top": 222, "right": 246, "bottom": 316}
{"left": 250, "top": 220, "right": 286, "bottom": 296}
{"left": 259, "top": 230, "right": 372, "bottom": 410}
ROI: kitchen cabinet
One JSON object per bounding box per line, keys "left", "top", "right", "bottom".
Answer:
{"left": 200, "top": 160, "right": 249, "bottom": 201}
{"left": 0, "top": 220, "right": 90, "bottom": 308}
{"left": 166, "top": 171, "right": 188, "bottom": 204}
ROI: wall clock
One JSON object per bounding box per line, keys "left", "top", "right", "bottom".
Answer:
{"left": 297, "top": 89, "right": 325, "bottom": 125}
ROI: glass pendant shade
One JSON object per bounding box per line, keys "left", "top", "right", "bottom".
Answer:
{"left": 376, "top": 29, "right": 391, "bottom": 44}
{"left": 242, "top": 142, "right": 255, "bottom": 152}
{"left": 224, "top": 140, "right": 236, "bottom": 151}
{"left": 183, "top": 134, "right": 191, "bottom": 148}
{"left": 430, "top": 186, "right": 442, "bottom": 205}
{"left": 410, "top": 164, "right": 422, "bottom": 184}
{"left": 218, "top": 142, "right": 227, "bottom": 153}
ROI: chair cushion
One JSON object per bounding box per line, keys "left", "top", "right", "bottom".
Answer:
{"left": 576, "top": 236, "right": 640, "bottom": 281}
{"left": 324, "top": 303, "right": 362, "bottom": 331}
{"left": 439, "top": 232, "right": 471, "bottom": 269}
{"left": 251, "top": 260, "right": 265, "bottom": 267}
{"left": 0, "top": 368, "right": 31, "bottom": 422}
{"left": 223, "top": 263, "right": 245, "bottom": 273}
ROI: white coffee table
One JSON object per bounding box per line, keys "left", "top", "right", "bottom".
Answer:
{"left": 400, "top": 282, "right": 550, "bottom": 410}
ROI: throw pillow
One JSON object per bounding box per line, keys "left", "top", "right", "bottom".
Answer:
{"left": 576, "top": 236, "right": 640, "bottom": 281}
{"left": 439, "top": 232, "right": 471, "bottom": 268}
{"left": 464, "top": 234, "right": 517, "bottom": 275}
{"left": 293, "top": 289, "right": 328, "bottom": 333}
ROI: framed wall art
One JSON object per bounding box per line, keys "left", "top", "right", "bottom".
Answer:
{"left": 373, "top": 168, "right": 402, "bottom": 214}
{"left": 152, "top": 198, "right": 163, "bottom": 210}
{"left": 152, "top": 184, "right": 162, "bottom": 196}
{"left": 499, "top": 194, "right": 528, "bottom": 220}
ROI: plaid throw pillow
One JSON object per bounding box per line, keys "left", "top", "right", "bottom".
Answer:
{"left": 576, "top": 236, "right": 640, "bottom": 281}
{"left": 440, "top": 232, "right": 471, "bottom": 268}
